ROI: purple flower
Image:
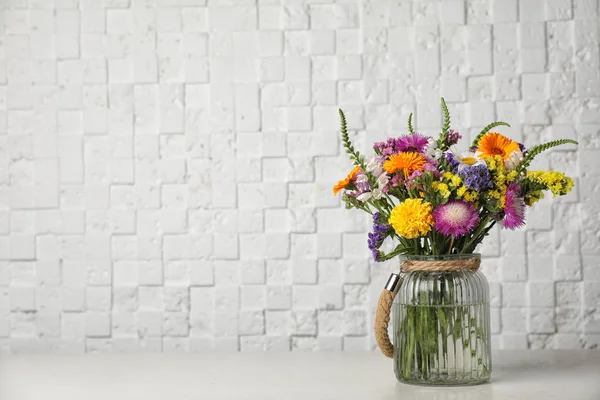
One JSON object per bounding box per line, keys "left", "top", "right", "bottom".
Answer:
{"left": 395, "top": 133, "right": 430, "bottom": 153}
{"left": 458, "top": 164, "right": 493, "bottom": 192}
{"left": 446, "top": 152, "right": 461, "bottom": 171}
{"left": 354, "top": 173, "right": 371, "bottom": 193}
{"left": 518, "top": 142, "right": 527, "bottom": 156}
{"left": 373, "top": 138, "right": 397, "bottom": 156}
{"left": 368, "top": 212, "right": 392, "bottom": 262}
{"left": 433, "top": 200, "right": 479, "bottom": 238}
{"left": 405, "top": 173, "right": 421, "bottom": 190}
{"left": 390, "top": 174, "right": 404, "bottom": 187}
{"left": 374, "top": 133, "right": 432, "bottom": 156}
{"left": 446, "top": 129, "right": 462, "bottom": 146}
{"left": 502, "top": 183, "right": 526, "bottom": 230}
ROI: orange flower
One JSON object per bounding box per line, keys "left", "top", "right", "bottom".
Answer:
{"left": 477, "top": 132, "right": 520, "bottom": 161}
{"left": 383, "top": 152, "right": 427, "bottom": 178}
{"left": 333, "top": 166, "right": 361, "bottom": 195}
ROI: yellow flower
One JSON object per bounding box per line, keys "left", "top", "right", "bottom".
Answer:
{"left": 388, "top": 198, "right": 434, "bottom": 239}
{"left": 463, "top": 190, "right": 479, "bottom": 204}
{"left": 450, "top": 174, "right": 462, "bottom": 187}
{"left": 456, "top": 186, "right": 468, "bottom": 197}
{"left": 507, "top": 171, "right": 518, "bottom": 182}
{"left": 383, "top": 152, "right": 427, "bottom": 178}
{"left": 443, "top": 172, "right": 453, "bottom": 180}
{"left": 526, "top": 190, "right": 544, "bottom": 206}
{"left": 333, "top": 166, "right": 361, "bottom": 195}
{"left": 477, "top": 132, "right": 520, "bottom": 161}
{"left": 527, "top": 170, "right": 574, "bottom": 197}
{"left": 487, "top": 155, "right": 498, "bottom": 171}
{"left": 432, "top": 182, "right": 450, "bottom": 198}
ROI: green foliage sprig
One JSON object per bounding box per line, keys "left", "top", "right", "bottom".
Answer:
{"left": 434, "top": 98, "right": 453, "bottom": 151}
{"left": 441, "top": 98, "right": 450, "bottom": 138}
{"left": 339, "top": 109, "right": 380, "bottom": 190}
{"left": 516, "top": 139, "right": 578, "bottom": 173}
{"left": 408, "top": 113, "right": 414, "bottom": 134}
{"left": 470, "top": 121, "right": 511, "bottom": 149}
{"left": 339, "top": 108, "right": 366, "bottom": 170}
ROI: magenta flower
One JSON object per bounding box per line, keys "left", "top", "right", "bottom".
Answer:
{"left": 395, "top": 133, "right": 430, "bottom": 153}
{"left": 502, "top": 183, "right": 526, "bottom": 230}
{"left": 433, "top": 200, "right": 479, "bottom": 238}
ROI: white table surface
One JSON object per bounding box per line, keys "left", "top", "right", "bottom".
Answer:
{"left": 1, "top": 351, "right": 599, "bottom": 400}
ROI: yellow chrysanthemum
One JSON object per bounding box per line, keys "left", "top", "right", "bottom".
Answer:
{"left": 388, "top": 198, "right": 434, "bottom": 239}
{"left": 477, "top": 132, "right": 520, "bottom": 161}
{"left": 383, "top": 152, "right": 427, "bottom": 178}
{"left": 333, "top": 166, "right": 361, "bottom": 195}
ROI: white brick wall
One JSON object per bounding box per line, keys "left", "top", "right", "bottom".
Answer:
{"left": 0, "top": 0, "right": 599, "bottom": 353}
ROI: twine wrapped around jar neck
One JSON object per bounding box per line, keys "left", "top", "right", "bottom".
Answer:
{"left": 401, "top": 257, "right": 480, "bottom": 272}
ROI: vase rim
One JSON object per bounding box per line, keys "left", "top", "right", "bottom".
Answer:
{"left": 398, "top": 253, "right": 481, "bottom": 261}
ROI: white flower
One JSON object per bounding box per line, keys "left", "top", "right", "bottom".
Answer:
{"left": 376, "top": 173, "right": 389, "bottom": 188}
{"left": 366, "top": 157, "right": 380, "bottom": 172}
{"left": 453, "top": 150, "right": 485, "bottom": 171}
{"left": 357, "top": 192, "right": 372, "bottom": 202}
{"left": 372, "top": 188, "right": 383, "bottom": 199}
{"left": 355, "top": 174, "right": 369, "bottom": 183}
{"left": 424, "top": 140, "right": 443, "bottom": 160}
{"left": 504, "top": 150, "right": 524, "bottom": 172}
{"left": 366, "top": 156, "right": 384, "bottom": 177}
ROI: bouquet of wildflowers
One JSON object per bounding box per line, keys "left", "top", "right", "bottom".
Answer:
{"left": 334, "top": 99, "right": 577, "bottom": 260}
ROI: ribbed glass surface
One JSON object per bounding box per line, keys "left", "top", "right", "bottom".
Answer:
{"left": 393, "top": 254, "right": 492, "bottom": 386}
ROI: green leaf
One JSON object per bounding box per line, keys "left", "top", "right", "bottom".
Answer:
{"left": 470, "top": 121, "right": 512, "bottom": 149}
{"left": 408, "top": 113, "right": 414, "bottom": 134}
{"left": 517, "top": 138, "right": 578, "bottom": 172}
{"left": 338, "top": 108, "right": 366, "bottom": 170}
{"left": 441, "top": 98, "right": 450, "bottom": 137}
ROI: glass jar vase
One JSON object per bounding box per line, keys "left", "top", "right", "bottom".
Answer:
{"left": 392, "top": 254, "right": 491, "bottom": 385}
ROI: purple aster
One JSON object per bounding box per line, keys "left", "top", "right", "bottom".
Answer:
{"left": 502, "top": 183, "right": 526, "bottom": 230}
{"left": 458, "top": 164, "right": 493, "bottom": 192}
{"left": 368, "top": 212, "right": 392, "bottom": 262}
{"left": 395, "top": 133, "right": 430, "bottom": 153}
{"left": 446, "top": 129, "right": 462, "bottom": 146}
{"left": 433, "top": 200, "right": 479, "bottom": 238}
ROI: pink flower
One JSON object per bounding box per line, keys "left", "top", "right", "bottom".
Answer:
{"left": 395, "top": 133, "right": 430, "bottom": 153}
{"left": 405, "top": 170, "right": 423, "bottom": 190}
{"left": 390, "top": 174, "right": 404, "bottom": 187}
{"left": 433, "top": 200, "right": 479, "bottom": 238}
{"left": 502, "top": 183, "right": 526, "bottom": 230}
